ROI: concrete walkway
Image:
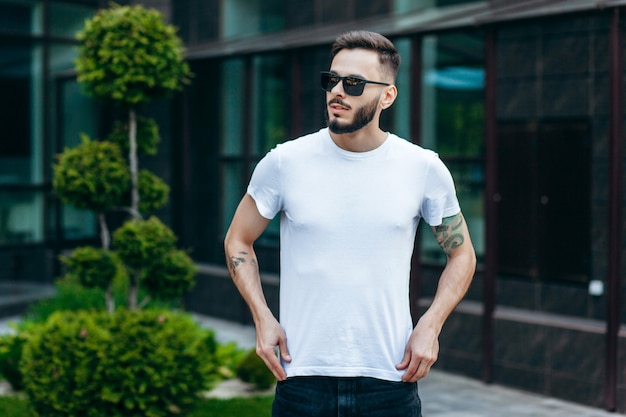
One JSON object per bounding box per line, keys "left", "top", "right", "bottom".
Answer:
{"left": 193, "top": 315, "right": 623, "bottom": 417}
{"left": 1, "top": 315, "right": 623, "bottom": 416}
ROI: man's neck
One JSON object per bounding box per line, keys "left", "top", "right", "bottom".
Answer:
{"left": 329, "top": 125, "right": 388, "bottom": 153}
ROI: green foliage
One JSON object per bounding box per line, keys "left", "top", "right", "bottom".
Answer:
{"left": 0, "top": 395, "right": 275, "bottom": 417}
{"left": 107, "top": 116, "right": 160, "bottom": 156}
{"left": 20, "top": 311, "right": 111, "bottom": 417}
{"left": 52, "top": 134, "right": 130, "bottom": 212}
{"left": 25, "top": 276, "right": 128, "bottom": 324}
{"left": 20, "top": 309, "right": 215, "bottom": 417}
{"left": 213, "top": 342, "right": 248, "bottom": 380}
{"left": 236, "top": 350, "right": 276, "bottom": 390}
{"left": 0, "top": 396, "right": 36, "bottom": 417}
{"left": 0, "top": 329, "right": 28, "bottom": 391}
{"left": 75, "top": 3, "right": 191, "bottom": 107}
{"left": 189, "top": 396, "right": 274, "bottom": 417}
{"left": 113, "top": 216, "right": 176, "bottom": 270}
{"left": 137, "top": 169, "right": 170, "bottom": 213}
{"left": 142, "top": 249, "right": 197, "bottom": 301}
{"left": 60, "top": 246, "right": 118, "bottom": 290}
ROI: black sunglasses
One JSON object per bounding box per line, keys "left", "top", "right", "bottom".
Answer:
{"left": 320, "top": 71, "right": 390, "bottom": 96}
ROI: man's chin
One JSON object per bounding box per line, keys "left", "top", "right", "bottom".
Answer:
{"left": 328, "top": 120, "right": 358, "bottom": 134}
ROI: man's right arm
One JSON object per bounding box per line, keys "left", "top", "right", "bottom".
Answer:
{"left": 224, "top": 194, "right": 291, "bottom": 380}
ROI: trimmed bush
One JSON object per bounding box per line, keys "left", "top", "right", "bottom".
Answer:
{"left": 236, "top": 350, "right": 276, "bottom": 390}
{"left": 136, "top": 169, "right": 170, "bottom": 213}
{"left": 75, "top": 3, "right": 191, "bottom": 107}
{"left": 60, "top": 246, "right": 118, "bottom": 290}
{"left": 142, "top": 249, "right": 196, "bottom": 301}
{"left": 113, "top": 216, "right": 176, "bottom": 271}
{"left": 20, "top": 309, "right": 215, "bottom": 417}
{"left": 106, "top": 116, "right": 160, "bottom": 156}
{"left": 20, "top": 311, "right": 110, "bottom": 417}
{"left": 0, "top": 331, "right": 27, "bottom": 391}
{"left": 52, "top": 135, "right": 130, "bottom": 212}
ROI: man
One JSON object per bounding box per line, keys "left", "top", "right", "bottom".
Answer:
{"left": 224, "top": 31, "right": 476, "bottom": 417}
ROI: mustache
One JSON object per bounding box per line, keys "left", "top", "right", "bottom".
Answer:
{"left": 328, "top": 98, "right": 351, "bottom": 109}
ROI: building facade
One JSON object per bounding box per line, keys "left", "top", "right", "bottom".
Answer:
{"left": 0, "top": 0, "right": 625, "bottom": 412}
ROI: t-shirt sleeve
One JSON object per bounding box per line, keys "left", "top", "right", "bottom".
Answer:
{"left": 247, "top": 146, "right": 282, "bottom": 219}
{"left": 421, "top": 154, "right": 461, "bottom": 226}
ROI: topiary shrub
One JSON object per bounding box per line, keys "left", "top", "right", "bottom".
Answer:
{"left": 20, "top": 311, "right": 111, "bottom": 417}
{"left": 60, "top": 246, "right": 118, "bottom": 290}
{"left": 236, "top": 349, "right": 276, "bottom": 390}
{"left": 142, "top": 249, "right": 197, "bottom": 301}
{"left": 106, "top": 116, "right": 160, "bottom": 156}
{"left": 52, "top": 134, "right": 130, "bottom": 212}
{"left": 75, "top": 4, "right": 191, "bottom": 108}
{"left": 20, "top": 309, "right": 215, "bottom": 417}
{"left": 113, "top": 216, "right": 176, "bottom": 271}
{"left": 136, "top": 169, "right": 170, "bottom": 214}
{"left": 0, "top": 331, "right": 28, "bottom": 391}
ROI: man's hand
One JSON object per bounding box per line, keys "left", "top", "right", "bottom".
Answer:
{"left": 395, "top": 318, "right": 439, "bottom": 382}
{"left": 255, "top": 314, "right": 292, "bottom": 381}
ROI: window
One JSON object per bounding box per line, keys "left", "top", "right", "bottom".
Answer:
{"left": 496, "top": 121, "right": 591, "bottom": 282}
{"left": 419, "top": 31, "right": 485, "bottom": 265}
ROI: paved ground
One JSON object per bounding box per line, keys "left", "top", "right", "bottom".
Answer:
{"left": 193, "top": 315, "right": 623, "bottom": 417}
{"left": 1, "top": 314, "right": 623, "bottom": 416}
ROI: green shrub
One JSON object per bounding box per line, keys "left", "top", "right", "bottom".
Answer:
{"left": 142, "top": 249, "right": 197, "bottom": 301}
{"left": 60, "top": 246, "right": 118, "bottom": 290}
{"left": 236, "top": 350, "right": 276, "bottom": 390}
{"left": 52, "top": 135, "right": 130, "bottom": 212}
{"left": 0, "top": 330, "right": 27, "bottom": 391}
{"left": 25, "top": 279, "right": 108, "bottom": 323}
{"left": 75, "top": 3, "right": 191, "bottom": 107}
{"left": 113, "top": 216, "right": 176, "bottom": 271}
{"left": 20, "top": 309, "right": 215, "bottom": 417}
{"left": 106, "top": 116, "right": 160, "bottom": 156}
{"left": 20, "top": 311, "right": 110, "bottom": 417}
{"left": 136, "top": 169, "right": 170, "bottom": 213}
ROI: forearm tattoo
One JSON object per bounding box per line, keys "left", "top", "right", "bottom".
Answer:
{"left": 227, "top": 251, "right": 257, "bottom": 275}
{"left": 433, "top": 213, "right": 465, "bottom": 257}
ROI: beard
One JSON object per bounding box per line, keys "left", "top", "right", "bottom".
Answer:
{"left": 326, "top": 96, "right": 379, "bottom": 134}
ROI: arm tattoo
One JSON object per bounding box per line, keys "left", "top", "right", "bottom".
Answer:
{"left": 433, "top": 213, "right": 465, "bottom": 258}
{"left": 228, "top": 251, "right": 248, "bottom": 273}
{"left": 227, "top": 251, "right": 258, "bottom": 274}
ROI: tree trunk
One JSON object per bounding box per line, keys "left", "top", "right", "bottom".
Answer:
{"left": 98, "top": 212, "right": 110, "bottom": 250}
{"left": 105, "top": 287, "right": 115, "bottom": 313}
{"left": 98, "top": 212, "right": 115, "bottom": 312}
{"left": 128, "top": 270, "right": 140, "bottom": 309}
{"left": 129, "top": 109, "right": 140, "bottom": 218}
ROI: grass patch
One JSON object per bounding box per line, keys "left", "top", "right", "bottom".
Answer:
{"left": 0, "top": 396, "right": 36, "bottom": 417}
{"left": 0, "top": 394, "right": 273, "bottom": 417}
{"left": 190, "top": 396, "right": 274, "bottom": 417}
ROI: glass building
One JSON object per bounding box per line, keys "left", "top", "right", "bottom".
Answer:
{"left": 0, "top": 0, "right": 625, "bottom": 412}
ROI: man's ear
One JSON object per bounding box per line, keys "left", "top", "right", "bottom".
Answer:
{"left": 380, "top": 85, "right": 398, "bottom": 110}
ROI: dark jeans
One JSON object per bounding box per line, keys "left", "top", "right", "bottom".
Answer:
{"left": 272, "top": 376, "right": 422, "bottom": 417}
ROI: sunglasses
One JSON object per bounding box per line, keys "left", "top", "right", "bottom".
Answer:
{"left": 320, "top": 71, "right": 390, "bottom": 96}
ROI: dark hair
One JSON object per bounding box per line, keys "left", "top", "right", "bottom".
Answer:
{"left": 330, "top": 31, "right": 400, "bottom": 82}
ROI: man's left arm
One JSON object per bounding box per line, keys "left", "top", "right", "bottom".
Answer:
{"left": 396, "top": 211, "right": 476, "bottom": 382}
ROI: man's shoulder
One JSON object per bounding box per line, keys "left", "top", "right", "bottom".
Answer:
{"left": 281, "top": 128, "right": 326, "bottom": 149}
{"left": 270, "top": 128, "right": 327, "bottom": 158}
{"left": 388, "top": 134, "right": 439, "bottom": 160}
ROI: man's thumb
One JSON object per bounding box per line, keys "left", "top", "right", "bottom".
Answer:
{"left": 279, "top": 338, "right": 292, "bottom": 363}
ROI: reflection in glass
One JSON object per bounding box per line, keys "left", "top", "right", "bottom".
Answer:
{"left": 49, "top": 2, "right": 94, "bottom": 38}
{"left": 0, "top": 41, "right": 43, "bottom": 184}
{"left": 0, "top": 190, "right": 43, "bottom": 243}
{"left": 252, "top": 54, "right": 287, "bottom": 155}
{"left": 0, "top": 0, "right": 42, "bottom": 35}
{"left": 420, "top": 31, "right": 485, "bottom": 264}
{"left": 221, "top": 59, "right": 245, "bottom": 156}
{"left": 221, "top": 0, "right": 284, "bottom": 39}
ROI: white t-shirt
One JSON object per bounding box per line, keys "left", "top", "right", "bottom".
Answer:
{"left": 247, "top": 128, "right": 460, "bottom": 381}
